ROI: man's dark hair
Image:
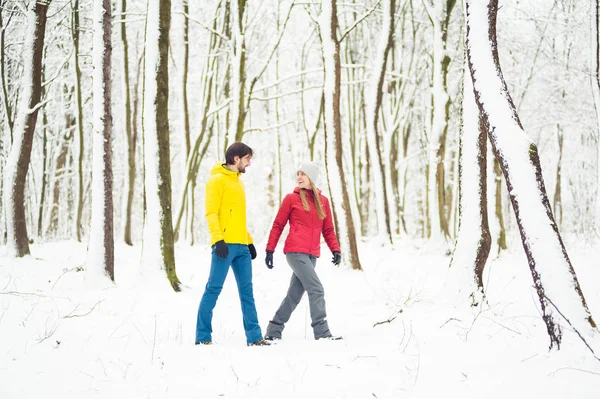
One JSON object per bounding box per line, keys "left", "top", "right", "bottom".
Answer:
{"left": 225, "top": 142, "right": 253, "bottom": 164}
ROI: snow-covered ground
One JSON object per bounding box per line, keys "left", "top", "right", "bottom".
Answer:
{"left": 1, "top": 237, "right": 599, "bottom": 398}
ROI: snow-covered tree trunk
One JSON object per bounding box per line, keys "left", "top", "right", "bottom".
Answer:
{"left": 365, "top": 0, "right": 394, "bottom": 245}
{"left": 2, "top": 1, "right": 49, "bottom": 257}
{"left": 425, "top": 0, "right": 455, "bottom": 241}
{"left": 320, "top": 0, "right": 362, "bottom": 271}
{"left": 0, "top": 2, "right": 13, "bottom": 136}
{"left": 467, "top": 0, "right": 598, "bottom": 351}
{"left": 71, "top": 0, "right": 85, "bottom": 242}
{"left": 181, "top": 0, "right": 190, "bottom": 158}
{"left": 88, "top": 0, "right": 114, "bottom": 281}
{"left": 227, "top": 0, "right": 246, "bottom": 146}
{"left": 591, "top": 0, "right": 600, "bottom": 234}
{"left": 120, "top": 0, "right": 136, "bottom": 246}
{"left": 448, "top": 54, "right": 491, "bottom": 307}
{"left": 142, "top": 0, "right": 181, "bottom": 291}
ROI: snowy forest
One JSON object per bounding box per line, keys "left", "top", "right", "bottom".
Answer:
{"left": 1, "top": 0, "right": 600, "bottom": 397}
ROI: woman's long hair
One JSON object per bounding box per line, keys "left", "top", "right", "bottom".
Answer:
{"left": 299, "top": 182, "right": 326, "bottom": 220}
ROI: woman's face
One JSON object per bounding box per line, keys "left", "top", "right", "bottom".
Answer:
{"left": 297, "top": 171, "right": 311, "bottom": 189}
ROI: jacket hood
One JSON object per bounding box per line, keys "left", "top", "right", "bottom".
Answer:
{"left": 211, "top": 163, "right": 240, "bottom": 177}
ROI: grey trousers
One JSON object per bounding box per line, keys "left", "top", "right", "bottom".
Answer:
{"left": 266, "top": 252, "right": 331, "bottom": 339}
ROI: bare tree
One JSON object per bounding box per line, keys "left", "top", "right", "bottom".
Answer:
{"left": 467, "top": 0, "right": 598, "bottom": 352}
{"left": 423, "top": 0, "right": 456, "bottom": 240}
{"left": 142, "top": 0, "right": 181, "bottom": 291}
{"left": 88, "top": 0, "right": 114, "bottom": 280}
{"left": 449, "top": 53, "right": 491, "bottom": 306}
{"left": 71, "top": 0, "right": 85, "bottom": 242}
{"left": 319, "top": 0, "right": 362, "bottom": 270}
{"left": 365, "top": 0, "right": 395, "bottom": 244}
{"left": 591, "top": 0, "right": 600, "bottom": 234}
{"left": 3, "top": 1, "right": 50, "bottom": 257}
{"left": 119, "top": 0, "right": 136, "bottom": 245}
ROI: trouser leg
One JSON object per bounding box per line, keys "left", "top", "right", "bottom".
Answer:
{"left": 230, "top": 244, "right": 263, "bottom": 344}
{"left": 195, "top": 246, "right": 230, "bottom": 343}
{"left": 266, "top": 272, "right": 305, "bottom": 338}
{"left": 285, "top": 252, "right": 331, "bottom": 339}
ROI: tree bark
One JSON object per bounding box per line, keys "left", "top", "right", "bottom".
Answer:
{"left": 88, "top": 0, "right": 115, "bottom": 281}
{"left": 365, "top": 0, "right": 394, "bottom": 244}
{"left": 3, "top": 1, "right": 50, "bottom": 257}
{"left": 590, "top": 0, "right": 600, "bottom": 233}
{"left": 320, "top": 0, "right": 362, "bottom": 271}
{"left": 449, "top": 55, "right": 491, "bottom": 306}
{"left": 227, "top": 0, "right": 247, "bottom": 146}
{"left": 120, "top": 0, "right": 136, "bottom": 246}
{"left": 143, "top": 0, "right": 181, "bottom": 291}
{"left": 467, "top": 0, "right": 598, "bottom": 351}
{"left": 426, "top": 0, "right": 455, "bottom": 241}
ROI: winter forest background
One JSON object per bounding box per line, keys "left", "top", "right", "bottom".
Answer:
{"left": 2, "top": 0, "right": 600, "bottom": 397}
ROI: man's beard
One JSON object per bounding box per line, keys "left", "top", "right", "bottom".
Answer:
{"left": 237, "top": 165, "right": 246, "bottom": 173}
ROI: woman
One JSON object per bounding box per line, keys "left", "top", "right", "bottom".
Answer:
{"left": 264, "top": 161, "right": 342, "bottom": 341}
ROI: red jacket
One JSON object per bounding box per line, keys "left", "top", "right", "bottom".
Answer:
{"left": 266, "top": 188, "right": 341, "bottom": 257}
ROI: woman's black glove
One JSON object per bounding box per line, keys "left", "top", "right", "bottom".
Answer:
{"left": 248, "top": 244, "right": 257, "bottom": 260}
{"left": 214, "top": 240, "right": 229, "bottom": 259}
{"left": 332, "top": 251, "right": 341, "bottom": 265}
{"left": 265, "top": 251, "right": 274, "bottom": 269}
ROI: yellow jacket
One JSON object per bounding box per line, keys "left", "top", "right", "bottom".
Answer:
{"left": 205, "top": 163, "right": 253, "bottom": 246}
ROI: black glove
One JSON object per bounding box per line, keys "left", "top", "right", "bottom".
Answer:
{"left": 332, "top": 251, "right": 341, "bottom": 265}
{"left": 248, "top": 244, "right": 257, "bottom": 260}
{"left": 214, "top": 240, "right": 229, "bottom": 259}
{"left": 265, "top": 251, "right": 274, "bottom": 269}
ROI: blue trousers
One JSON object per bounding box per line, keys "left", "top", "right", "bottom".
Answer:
{"left": 195, "top": 244, "right": 263, "bottom": 344}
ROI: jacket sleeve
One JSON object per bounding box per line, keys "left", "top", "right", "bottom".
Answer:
{"left": 266, "top": 194, "right": 292, "bottom": 252}
{"left": 322, "top": 196, "right": 341, "bottom": 253}
{"left": 205, "top": 176, "right": 224, "bottom": 245}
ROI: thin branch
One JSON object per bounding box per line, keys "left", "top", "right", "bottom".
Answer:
{"left": 243, "top": 120, "right": 295, "bottom": 134}
{"left": 544, "top": 294, "right": 600, "bottom": 361}
{"left": 181, "top": 12, "right": 230, "bottom": 45}
{"left": 63, "top": 299, "right": 105, "bottom": 319}
{"left": 339, "top": 0, "right": 382, "bottom": 43}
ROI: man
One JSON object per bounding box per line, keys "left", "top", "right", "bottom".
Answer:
{"left": 195, "top": 142, "right": 270, "bottom": 346}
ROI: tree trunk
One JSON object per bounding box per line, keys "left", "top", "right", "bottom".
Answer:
{"left": 449, "top": 55, "right": 491, "bottom": 306}
{"left": 590, "top": 0, "right": 600, "bottom": 233}
{"left": 120, "top": 0, "right": 136, "bottom": 246}
{"left": 2, "top": 1, "right": 49, "bottom": 257}
{"left": 365, "top": 0, "right": 394, "bottom": 244}
{"left": 142, "top": 0, "right": 181, "bottom": 291}
{"left": 181, "top": 0, "right": 190, "bottom": 157}
{"left": 227, "top": 0, "right": 247, "bottom": 146}
{"left": 426, "top": 0, "right": 455, "bottom": 241}
{"left": 467, "top": 0, "right": 598, "bottom": 351}
{"left": 88, "top": 0, "right": 114, "bottom": 281}
{"left": 45, "top": 131, "right": 70, "bottom": 238}
{"left": 71, "top": 0, "right": 85, "bottom": 242}
{"left": 553, "top": 126, "right": 563, "bottom": 228}
{"left": 493, "top": 158, "right": 507, "bottom": 253}
{"left": 320, "top": 0, "right": 362, "bottom": 271}
{"left": 0, "top": 1, "right": 13, "bottom": 136}
{"left": 37, "top": 81, "right": 49, "bottom": 238}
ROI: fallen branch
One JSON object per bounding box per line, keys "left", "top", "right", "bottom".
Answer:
{"left": 373, "top": 309, "right": 403, "bottom": 327}
{"left": 63, "top": 299, "right": 104, "bottom": 319}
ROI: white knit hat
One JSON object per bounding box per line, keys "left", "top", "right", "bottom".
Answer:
{"left": 298, "top": 161, "right": 319, "bottom": 185}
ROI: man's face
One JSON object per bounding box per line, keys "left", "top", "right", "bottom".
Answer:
{"left": 235, "top": 154, "right": 252, "bottom": 173}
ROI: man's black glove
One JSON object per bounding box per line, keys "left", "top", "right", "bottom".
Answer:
{"left": 265, "top": 251, "right": 274, "bottom": 269}
{"left": 332, "top": 251, "right": 341, "bottom": 265}
{"left": 214, "top": 240, "right": 229, "bottom": 259}
{"left": 248, "top": 244, "right": 257, "bottom": 260}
